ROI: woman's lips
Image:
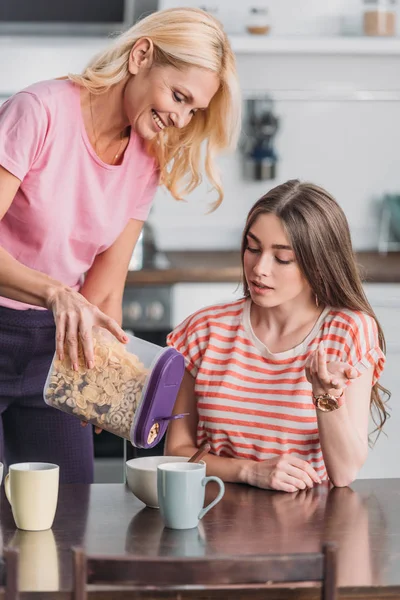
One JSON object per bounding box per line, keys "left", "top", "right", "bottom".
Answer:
{"left": 250, "top": 281, "right": 274, "bottom": 294}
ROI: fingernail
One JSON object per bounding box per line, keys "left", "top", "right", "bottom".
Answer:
{"left": 88, "top": 360, "right": 94, "bottom": 369}
{"left": 122, "top": 335, "right": 129, "bottom": 343}
{"left": 73, "top": 362, "right": 78, "bottom": 372}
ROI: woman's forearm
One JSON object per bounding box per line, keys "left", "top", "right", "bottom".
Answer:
{"left": 317, "top": 402, "right": 367, "bottom": 487}
{"left": 165, "top": 442, "right": 251, "bottom": 483}
{"left": 0, "top": 245, "right": 65, "bottom": 307}
{"left": 81, "top": 291, "right": 123, "bottom": 326}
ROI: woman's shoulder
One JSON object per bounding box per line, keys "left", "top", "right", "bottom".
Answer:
{"left": 322, "top": 307, "right": 379, "bottom": 341}
{"left": 18, "top": 77, "right": 73, "bottom": 98}
{"left": 172, "top": 297, "right": 246, "bottom": 338}
{"left": 4, "top": 79, "right": 76, "bottom": 117}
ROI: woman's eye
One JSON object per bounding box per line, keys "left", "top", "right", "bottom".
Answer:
{"left": 246, "top": 246, "right": 260, "bottom": 254}
{"left": 173, "top": 92, "right": 184, "bottom": 103}
{"left": 275, "top": 257, "right": 292, "bottom": 265}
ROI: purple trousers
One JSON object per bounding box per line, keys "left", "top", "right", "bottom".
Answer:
{"left": 0, "top": 305, "right": 94, "bottom": 483}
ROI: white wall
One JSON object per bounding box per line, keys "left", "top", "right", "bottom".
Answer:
{"left": 151, "top": 51, "right": 400, "bottom": 251}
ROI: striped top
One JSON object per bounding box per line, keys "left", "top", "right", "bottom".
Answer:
{"left": 167, "top": 298, "right": 385, "bottom": 480}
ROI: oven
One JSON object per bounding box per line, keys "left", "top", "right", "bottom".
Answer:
{"left": 93, "top": 285, "right": 173, "bottom": 482}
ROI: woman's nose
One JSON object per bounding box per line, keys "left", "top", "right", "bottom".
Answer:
{"left": 253, "top": 253, "right": 272, "bottom": 277}
{"left": 170, "top": 109, "right": 191, "bottom": 129}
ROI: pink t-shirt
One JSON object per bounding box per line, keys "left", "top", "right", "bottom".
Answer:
{"left": 0, "top": 79, "right": 159, "bottom": 310}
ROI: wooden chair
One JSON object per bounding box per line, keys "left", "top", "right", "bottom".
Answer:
{"left": 72, "top": 542, "right": 337, "bottom": 600}
{"left": 0, "top": 548, "right": 19, "bottom": 600}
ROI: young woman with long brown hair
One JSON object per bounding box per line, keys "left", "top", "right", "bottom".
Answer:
{"left": 166, "top": 179, "right": 389, "bottom": 491}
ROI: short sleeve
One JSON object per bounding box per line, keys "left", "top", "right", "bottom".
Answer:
{"left": 167, "top": 311, "right": 209, "bottom": 378}
{"left": 129, "top": 166, "right": 159, "bottom": 221}
{"left": 339, "top": 312, "right": 385, "bottom": 386}
{"left": 0, "top": 92, "right": 48, "bottom": 181}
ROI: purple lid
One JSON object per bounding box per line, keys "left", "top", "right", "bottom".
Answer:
{"left": 131, "top": 348, "right": 185, "bottom": 448}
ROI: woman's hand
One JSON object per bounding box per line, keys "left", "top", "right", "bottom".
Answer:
{"left": 242, "top": 454, "right": 322, "bottom": 493}
{"left": 46, "top": 285, "right": 128, "bottom": 370}
{"left": 305, "top": 341, "right": 359, "bottom": 398}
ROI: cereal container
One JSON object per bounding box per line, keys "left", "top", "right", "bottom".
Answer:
{"left": 43, "top": 328, "right": 186, "bottom": 449}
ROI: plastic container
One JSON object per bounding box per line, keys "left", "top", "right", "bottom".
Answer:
{"left": 363, "top": 0, "right": 397, "bottom": 36}
{"left": 43, "top": 328, "right": 186, "bottom": 449}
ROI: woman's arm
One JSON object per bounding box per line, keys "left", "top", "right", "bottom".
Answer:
{"left": 316, "top": 369, "right": 372, "bottom": 487}
{"left": 0, "top": 166, "right": 64, "bottom": 306}
{"left": 0, "top": 165, "right": 127, "bottom": 366}
{"left": 79, "top": 219, "right": 144, "bottom": 324}
{"left": 165, "top": 370, "right": 321, "bottom": 491}
{"left": 307, "top": 342, "right": 372, "bottom": 487}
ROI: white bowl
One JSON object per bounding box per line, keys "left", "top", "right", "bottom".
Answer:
{"left": 126, "top": 456, "right": 189, "bottom": 509}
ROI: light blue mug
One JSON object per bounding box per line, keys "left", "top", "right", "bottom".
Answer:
{"left": 157, "top": 462, "right": 225, "bottom": 530}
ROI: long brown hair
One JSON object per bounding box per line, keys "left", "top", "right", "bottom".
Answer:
{"left": 240, "top": 179, "right": 390, "bottom": 440}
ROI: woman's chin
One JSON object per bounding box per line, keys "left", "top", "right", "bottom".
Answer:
{"left": 249, "top": 292, "right": 279, "bottom": 309}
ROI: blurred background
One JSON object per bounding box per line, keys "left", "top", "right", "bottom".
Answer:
{"left": 1, "top": 0, "right": 399, "bottom": 481}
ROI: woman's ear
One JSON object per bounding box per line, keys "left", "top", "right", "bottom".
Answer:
{"left": 128, "top": 37, "right": 154, "bottom": 75}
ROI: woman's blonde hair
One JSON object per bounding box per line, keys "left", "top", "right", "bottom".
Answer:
{"left": 69, "top": 7, "right": 241, "bottom": 208}
{"left": 241, "top": 179, "right": 390, "bottom": 442}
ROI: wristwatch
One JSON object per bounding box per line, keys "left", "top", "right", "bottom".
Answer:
{"left": 312, "top": 390, "right": 344, "bottom": 412}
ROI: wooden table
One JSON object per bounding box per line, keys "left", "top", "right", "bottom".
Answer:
{"left": 1, "top": 479, "right": 399, "bottom": 598}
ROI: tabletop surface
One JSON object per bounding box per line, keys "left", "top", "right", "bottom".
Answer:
{"left": 1, "top": 478, "right": 399, "bottom": 594}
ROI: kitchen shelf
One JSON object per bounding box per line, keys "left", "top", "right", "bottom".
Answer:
{"left": 229, "top": 35, "right": 400, "bottom": 55}
{"left": 2, "top": 33, "right": 400, "bottom": 56}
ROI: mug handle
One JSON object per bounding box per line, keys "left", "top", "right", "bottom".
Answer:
{"left": 198, "top": 476, "right": 225, "bottom": 520}
{"left": 4, "top": 473, "right": 11, "bottom": 505}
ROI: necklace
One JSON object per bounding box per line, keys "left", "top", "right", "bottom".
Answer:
{"left": 89, "top": 93, "right": 125, "bottom": 165}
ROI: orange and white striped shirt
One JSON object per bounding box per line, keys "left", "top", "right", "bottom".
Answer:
{"left": 167, "top": 298, "right": 385, "bottom": 480}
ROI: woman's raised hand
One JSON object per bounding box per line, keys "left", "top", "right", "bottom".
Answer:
{"left": 46, "top": 286, "right": 128, "bottom": 369}
{"left": 305, "top": 341, "right": 359, "bottom": 398}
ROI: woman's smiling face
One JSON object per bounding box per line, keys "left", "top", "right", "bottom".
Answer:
{"left": 243, "top": 213, "right": 312, "bottom": 309}
{"left": 124, "top": 60, "right": 220, "bottom": 140}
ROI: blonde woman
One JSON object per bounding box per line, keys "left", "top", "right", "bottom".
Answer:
{"left": 166, "top": 180, "right": 389, "bottom": 491}
{"left": 0, "top": 8, "right": 241, "bottom": 482}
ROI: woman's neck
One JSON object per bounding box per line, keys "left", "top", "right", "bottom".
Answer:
{"left": 81, "top": 79, "right": 130, "bottom": 142}
{"left": 249, "top": 294, "right": 325, "bottom": 354}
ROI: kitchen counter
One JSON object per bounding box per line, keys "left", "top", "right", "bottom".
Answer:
{"left": 125, "top": 250, "right": 400, "bottom": 285}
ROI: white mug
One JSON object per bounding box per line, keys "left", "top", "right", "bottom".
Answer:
{"left": 5, "top": 463, "right": 59, "bottom": 531}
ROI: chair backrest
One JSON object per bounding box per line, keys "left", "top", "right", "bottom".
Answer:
{"left": 1, "top": 548, "right": 19, "bottom": 600}
{"left": 73, "top": 542, "right": 337, "bottom": 600}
